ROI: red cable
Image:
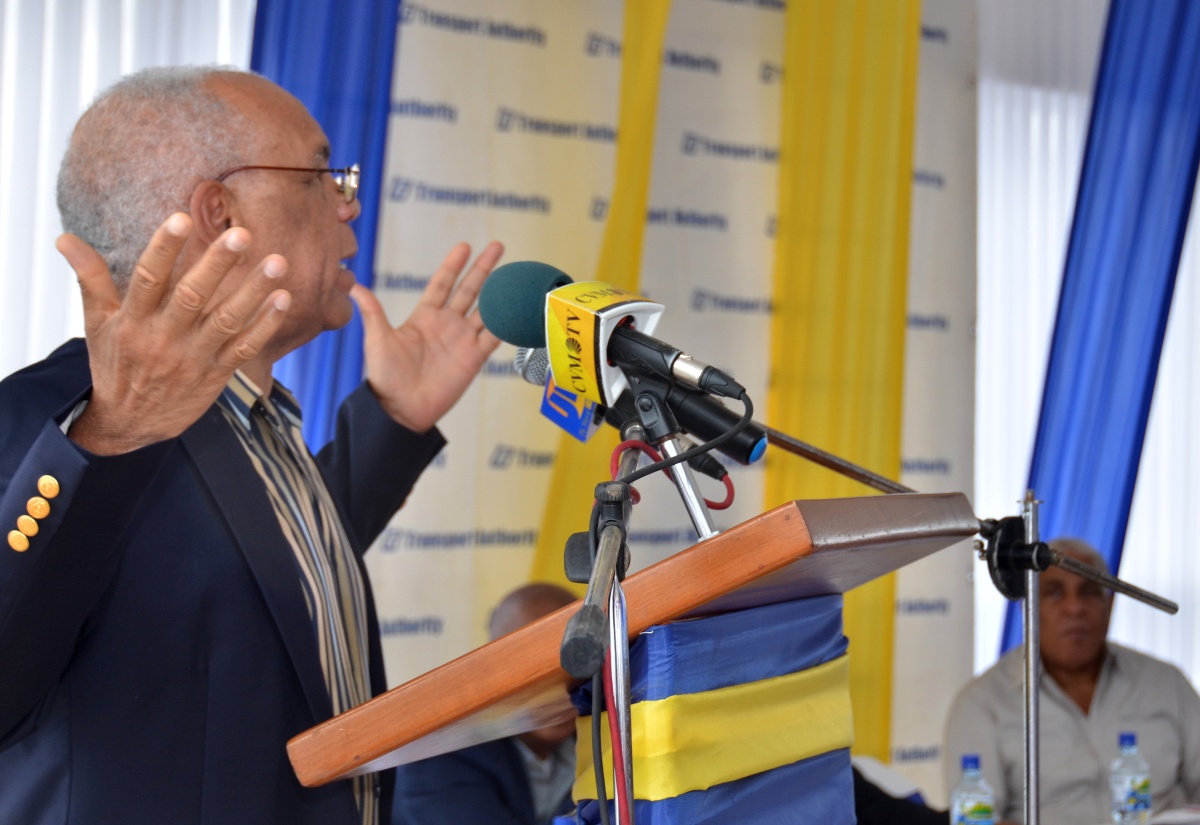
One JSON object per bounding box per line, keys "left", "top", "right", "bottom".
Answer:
{"left": 609, "top": 440, "right": 662, "bottom": 505}
{"left": 609, "top": 439, "right": 737, "bottom": 509}
{"left": 706, "top": 473, "right": 736, "bottom": 510}
{"left": 602, "top": 648, "right": 633, "bottom": 823}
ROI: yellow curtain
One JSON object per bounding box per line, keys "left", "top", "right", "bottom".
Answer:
{"left": 766, "top": 0, "right": 921, "bottom": 761}
{"left": 530, "top": 0, "right": 673, "bottom": 588}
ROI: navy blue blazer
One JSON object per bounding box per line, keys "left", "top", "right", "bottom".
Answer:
{"left": 0, "top": 339, "right": 445, "bottom": 825}
{"left": 393, "top": 737, "right": 574, "bottom": 825}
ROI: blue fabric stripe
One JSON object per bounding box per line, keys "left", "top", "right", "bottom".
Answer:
{"left": 1001, "top": 0, "right": 1200, "bottom": 652}
{"left": 571, "top": 595, "right": 846, "bottom": 713}
{"left": 250, "top": 0, "right": 400, "bottom": 450}
{"left": 630, "top": 594, "right": 847, "bottom": 701}
{"left": 569, "top": 748, "right": 854, "bottom": 825}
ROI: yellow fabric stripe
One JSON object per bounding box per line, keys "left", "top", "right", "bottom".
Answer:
{"left": 530, "top": 0, "right": 673, "bottom": 587}
{"left": 766, "top": 0, "right": 921, "bottom": 762}
{"left": 573, "top": 654, "right": 852, "bottom": 802}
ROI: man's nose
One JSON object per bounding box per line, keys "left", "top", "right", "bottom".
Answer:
{"left": 338, "top": 196, "right": 361, "bottom": 223}
{"left": 1061, "top": 590, "right": 1088, "bottom": 613}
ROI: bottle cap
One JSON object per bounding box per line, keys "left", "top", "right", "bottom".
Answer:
{"left": 962, "top": 754, "right": 981, "bottom": 771}
{"left": 1119, "top": 732, "right": 1136, "bottom": 748}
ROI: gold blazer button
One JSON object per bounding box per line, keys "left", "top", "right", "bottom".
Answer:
{"left": 37, "top": 475, "right": 60, "bottom": 499}
{"left": 27, "top": 497, "right": 50, "bottom": 520}
{"left": 8, "top": 530, "right": 29, "bottom": 552}
{"left": 16, "top": 515, "right": 38, "bottom": 537}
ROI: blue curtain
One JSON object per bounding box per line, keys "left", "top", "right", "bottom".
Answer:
{"left": 250, "top": 0, "right": 400, "bottom": 449}
{"left": 1001, "top": 0, "right": 1200, "bottom": 652}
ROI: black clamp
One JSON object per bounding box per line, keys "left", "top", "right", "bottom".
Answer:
{"left": 560, "top": 482, "right": 633, "bottom": 680}
{"left": 978, "top": 517, "right": 1054, "bottom": 601}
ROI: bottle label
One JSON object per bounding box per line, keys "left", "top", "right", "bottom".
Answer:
{"left": 1110, "top": 773, "right": 1151, "bottom": 816}
{"left": 951, "top": 799, "right": 995, "bottom": 825}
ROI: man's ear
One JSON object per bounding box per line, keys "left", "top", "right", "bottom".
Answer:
{"left": 188, "top": 180, "right": 235, "bottom": 245}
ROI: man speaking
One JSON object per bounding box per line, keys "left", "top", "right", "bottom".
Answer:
{"left": 0, "top": 66, "right": 502, "bottom": 825}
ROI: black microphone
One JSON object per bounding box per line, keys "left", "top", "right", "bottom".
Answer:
{"left": 479, "top": 261, "right": 746, "bottom": 403}
{"left": 605, "top": 325, "right": 746, "bottom": 400}
{"left": 513, "top": 347, "right": 766, "bottom": 465}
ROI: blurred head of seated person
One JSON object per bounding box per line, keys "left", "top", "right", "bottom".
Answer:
{"left": 943, "top": 538, "right": 1200, "bottom": 825}
{"left": 393, "top": 583, "right": 578, "bottom": 825}
{"left": 1037, "top": 538, "right": 1113, "bottom": 712}
{"left": 488, "top": 583, "right": 580, "bottom": 758}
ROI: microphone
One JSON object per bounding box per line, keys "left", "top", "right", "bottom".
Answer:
{"left": 479, "top": 262, "right": 573, "bottom": 348}
{"left": 479, "top": 262, "right": 745, "bottom": 407}
{"left": 514, "top": 347, "right": 766, "bottom": 465}
{"left": 513, "top": 346, "right": 549, "bottom": 385}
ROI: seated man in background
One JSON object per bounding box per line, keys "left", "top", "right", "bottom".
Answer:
{"left": 393, "top": 583, "right": 578, "bottom": 825}
{"left": 944, "top": 538, "right": 1200, "bottom": 824}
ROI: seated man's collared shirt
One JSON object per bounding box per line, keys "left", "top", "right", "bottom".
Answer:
{"left": 944, "top": 642, "right": 1200, "bottom": 824}
{"left": 515, "top": 736, "right": 576, "bottom": 825}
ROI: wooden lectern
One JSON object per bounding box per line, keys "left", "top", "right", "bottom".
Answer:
{"left": 287, "top": 492, "right": 978, "bottom": 788}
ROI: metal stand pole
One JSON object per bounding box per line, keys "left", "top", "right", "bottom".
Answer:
{"left": 977, "top": 494, "right": 1179, "bottom": 825}
{"left": 763, "top": 426, "right": 913, "bottom": 495}
{"left": 657, "top": 437, "right": 718, "bottom": 540}
{"left": 559, "top": 434, "right": 645, "bottom": 823}
{"left": 1022, "top": 491, "right": 1041, "bottom": 825}
{"left": 608, "top": 582, "right": 634, "bottom": 824}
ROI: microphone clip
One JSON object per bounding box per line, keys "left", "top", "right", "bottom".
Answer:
{"left": 559, "top": 482, "right": 632, "bottom": 680}
{"left": 563, "top": 483, "right": 631, "bottom": 585}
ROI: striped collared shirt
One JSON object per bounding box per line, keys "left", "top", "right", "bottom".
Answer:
{"left": 217, "top": 372, "right": 377, "bottom": 825}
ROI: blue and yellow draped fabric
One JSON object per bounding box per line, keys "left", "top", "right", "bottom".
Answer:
{"left": 251, "top": 0, "right": 400, "bottom": 449}
{"left": 1001, "top": 0, "right": 1200, "bottom": 651}
{"left": 529, "top": 0, "right": 673, "bottom": 589}
{"left": 570, "top": 596, "right": 855, "bottom": 824}
{"left": 765, "top": 0, "right": 921, "bottom": 761}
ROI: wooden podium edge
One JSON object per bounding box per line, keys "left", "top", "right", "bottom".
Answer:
{"left": 287, "top": 492, "right": 978, "bottom": 786}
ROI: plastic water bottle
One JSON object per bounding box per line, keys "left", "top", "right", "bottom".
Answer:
{"left": 1110, "top": 732, "right": 1151, "bottom": 824}
{"left": 949, "top": 754, "right": 995, "bottom": 825}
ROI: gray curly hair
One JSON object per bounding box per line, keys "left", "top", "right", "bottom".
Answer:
{"left": 57, "top": 65, "right": 255, "bottom": 290}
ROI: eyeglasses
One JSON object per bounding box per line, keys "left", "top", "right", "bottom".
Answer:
{"left": 214, "top": 163, "right": 360, "bottom": 203}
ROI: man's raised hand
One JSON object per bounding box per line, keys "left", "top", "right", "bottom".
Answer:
{"left": 57, "top": 213, "right": 290, "bottom": 454}
{"left": 353, "top": 241, "right": 504, "bottom": 433}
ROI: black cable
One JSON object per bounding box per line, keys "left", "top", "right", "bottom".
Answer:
{"left": 618, "top": 391, "right": 754, "bottom": 486}
{"left": 591, "top": 672, "right": 611, "bottom": 825}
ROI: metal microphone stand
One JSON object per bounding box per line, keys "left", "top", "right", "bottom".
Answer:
{"left": 623, "top": 385, "right": 720, "bottom": 541}
{"left": 976, "top": 500, "right": 1177, "bottom": 825}
{"left": 558, "top": 419, "right": 641, "bottom": 825}
{"left": 765, "top": 426, "right": 1180, "bottom": 825}
{"left": 559, "top": 373, "right": 735, "bottom": 823}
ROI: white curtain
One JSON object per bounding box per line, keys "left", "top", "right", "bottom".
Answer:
{"left": 0, "top": 0, "right": 256, "bottom": 381}
{"left": 975, "top": 0, "right": 1200, "bottom": 683}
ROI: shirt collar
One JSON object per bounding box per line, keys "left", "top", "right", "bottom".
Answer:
{"left": 219, "top": 370, "right": 304, "bottom": 431}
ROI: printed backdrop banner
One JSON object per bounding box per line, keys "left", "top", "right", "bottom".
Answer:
{"left": 891, "top": 0, "right": 978, "bottom": 803}
{"left": 365, "top": 0, "right": 975, "bottom": 803}
{"left": 766, "top": 0, "right": 920, "bottom": 765}
{"left": 367, "top": 0, "right": 625, "bottom": 683}
{"left": 530, "top": 0, "right": 672, "bottom": 588}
